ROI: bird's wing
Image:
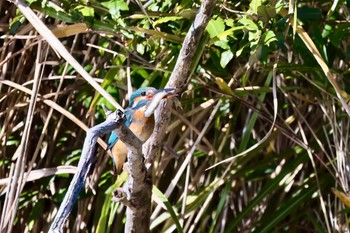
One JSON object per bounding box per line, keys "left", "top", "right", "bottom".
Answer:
{"left": 107, "top": 108, "right": 134, "bottom": 149}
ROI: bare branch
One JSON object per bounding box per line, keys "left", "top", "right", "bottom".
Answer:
{"left": 111, "top": 110, "right": 152, "bottom": 233}
{"left": 144, "top": 0, "right": 217, "bottom": 164}
{"left": 49, "top": 109, "right": 126, "bottom": 232}
{"left": 167, "top": 0, "right": 217, "bottom": 89}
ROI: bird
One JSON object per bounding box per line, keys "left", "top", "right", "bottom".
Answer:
{"left": 107, "top": 87, "right": 175, "bottom": 174}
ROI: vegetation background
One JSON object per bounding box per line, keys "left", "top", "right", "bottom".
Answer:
{"left": 1, "top": 0, "right": 350, "bottom": 232}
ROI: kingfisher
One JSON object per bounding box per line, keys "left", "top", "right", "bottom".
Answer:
{"left": 108, "top": 87, "right": 175, "bottom": 174}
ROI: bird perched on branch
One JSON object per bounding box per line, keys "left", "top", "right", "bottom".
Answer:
{"left": 108, "top": 87, "right": 175, "bottom": 174}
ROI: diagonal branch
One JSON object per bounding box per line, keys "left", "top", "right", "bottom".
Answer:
{"left": 144, "top": 0, "right": 217, "bottom": 164}
{"left": 49, "top": 109, "right": 128, "bottom": 232}
{"left": 143, "top": 0, "right": 217, "bottom": 226}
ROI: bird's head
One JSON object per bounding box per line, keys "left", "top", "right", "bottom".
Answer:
{"left": 129, "top": 87, "right": 175, "bottom": 110}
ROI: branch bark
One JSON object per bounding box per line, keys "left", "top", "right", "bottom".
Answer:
{"left": 144, "top": 0, "right": 217, "bottom": 163}
{"left": 143, "top": 0, "right": 217, "bottom": 227}
{"left": 112, "top": 114, "right": 151, "bottom": 233}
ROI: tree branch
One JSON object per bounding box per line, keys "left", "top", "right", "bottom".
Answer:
{"left": 112, "top": 111, "right": 151, "bottom": 233}
{"left": 144, "top": 0, "right": 217, "bottom": 163}
{"left": 49, "top": 109, "right": 127, "bottom": 232}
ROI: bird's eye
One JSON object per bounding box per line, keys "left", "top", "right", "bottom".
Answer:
{"left": 141, "top": 91, "right": 146, "bottom": 96}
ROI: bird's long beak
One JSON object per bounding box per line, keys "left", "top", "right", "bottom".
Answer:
{"left": 144, "top": 88, "right": 177, "bottom": 117}
{"left": 155, "top": 88, "right": 176, "bottom": 99}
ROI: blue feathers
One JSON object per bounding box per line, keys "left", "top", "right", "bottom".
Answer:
{"left": 107, "top": 87, "right": 157, "bottom": 149}
{"left": 107, "top": 131, "right": 119, "bottom": 149}
{"left": 129, "top": 87, "right": 156, "bottom": 107}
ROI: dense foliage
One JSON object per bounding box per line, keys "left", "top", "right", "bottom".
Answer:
{"left": 1, "top": 0, "right": 350, "bottom": 232}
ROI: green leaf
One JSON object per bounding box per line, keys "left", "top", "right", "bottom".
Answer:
{"left": 257, "top": 5, "right": 276, "bottom": 23}
{"left": 75, "top": 5, "right": 94, "bottom": 17}
{"left": 216, "top": 77, "right": 234, "bottom": 95}
{"left": 101, "top": 0, "right": 129, "bottom": 19}
{"left": 152, "top": 186, "right": 183, "bottom": 233}
{"left": 249, "top": 0, "right": 262, "bottom": 13}
{"left": 216, "top": 26, "right": 244, "bottom": 40}
{"left": 220, "top": 50, "right": 234, "bottom": 68}
{"left": 248, "top": 30, "right": 261, "bottom": 44}
{"left": 10, "top": 14, "right": 26, "bottom": 34}
{"left": 153, "top": 16, "right": 183, "bottom": 26}
{"left": 206, "top": 17, "right": 225, "bottom": 39}
{"left": 236, "top": 43, "right": 248, "bottom": 57}
{"left": 136, "top": 43, "right": 145, "bottom": 55}
{"left": 238, "top": 18, "right": 258, "bottom": 31}
{"left": 263, "top": 30, "right": 277, "bottom": 46}
{"left": 225, "top": 18, "right": 234, "bottom": 27}
{"left": 214, "top": 40, "right": 230, "bottom": 50}
{"left": 321, "top": 24, "right": 332, "bottom": 38}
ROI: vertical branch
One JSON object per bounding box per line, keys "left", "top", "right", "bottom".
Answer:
{"left": 111, "top": 114, "right": 151, "bottom": 233}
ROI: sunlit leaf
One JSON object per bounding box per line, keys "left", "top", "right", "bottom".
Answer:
{"left": 263, "top": 30, "right": 277, "bottom": 46}
{"left": 249, "top": 0, "right": 262, "bottom": 13}
{"left": 153, "top": 16, "right": 183, "bottom": 26}
{"left": 75, "top": 5, "right": 94, "bottom": 17}
{"left": 239, "top": 18, "right": 258, "bottom": 31}
{"left": 206, "top": 17, "right": 225, "bottom": 38}
{"left": 215, "top": 77, "right": 234, "bottom": 95}
{"left": 220, "top": 50, "right": 234, "bottom": 68}
{"left": 214, "top": 40, "right": 230, "bottom": 50}
{"left": 332, "top": 188, "right": 350, "bottom": 208}
{"left": 101, "top": 0, "right": 129, "bottom": 19}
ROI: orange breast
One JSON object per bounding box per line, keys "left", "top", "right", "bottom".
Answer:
{"left": 110, "top": 109, "right": 155, "bottom": 174}
{"left": 129, "top": 108, "right": 155, "bottom": 142}
{"left": 111, "top": 140, "right": 128, "bottom": 174}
